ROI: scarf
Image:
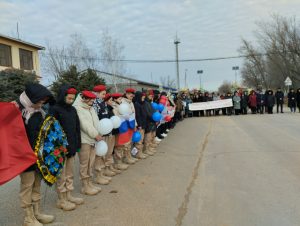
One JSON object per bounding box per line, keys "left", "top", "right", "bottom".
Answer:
{"left": 19, "top": 91, "right": 45, "bottom": 124}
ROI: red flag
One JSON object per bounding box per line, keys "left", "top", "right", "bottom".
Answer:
{"left": 0, "top": 102, "right": 37, "bottom": 185}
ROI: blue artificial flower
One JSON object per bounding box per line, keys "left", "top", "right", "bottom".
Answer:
{"left": 44, "top": 142, "right": 54, "bottom": 154}
{"left": 63, "top": 139, "right": 68, "bottom": 147}
{"left": 48, "top": 130, "right": 58, "bottom": 142}
{"left": 53, "top": 121, "right": 61, "bottom": 132}
{"left": 45, "top": 155, "right": 55, "bottom": 165}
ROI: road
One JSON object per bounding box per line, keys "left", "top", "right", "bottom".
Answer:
{"left": 1, "top": 112, "right": 300, "bottom": 226}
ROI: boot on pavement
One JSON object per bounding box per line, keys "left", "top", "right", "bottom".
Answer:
{"left": 109, "top": 165, "right": 122, "bottom": 174}
{"left": 114, "top": 160, "right": 129, "bottom": 170}
{"left": 32, "top": 202, "right": 55, "bottom": 224}
{"left": 103, "top": 166, "right": 116, "bottom": 177}
{"left": 123, "top": 149, "right": 136, "bottom": 164}
{"left": 144, "top": 148, "right": 154, "bottom": 156}
{"left": 81, "top": 179, "right": 98, "bottom": 195}
{"left": 136, "top": 150, "right": 147, "bottom": 159}
{"left": 66, "top": 191, "right": 84, "bottom": 205}
{"left": 56, "top": 192, "right": 76, "bottom": 211}
{"left": 88, "top": 178, "right": 102, "bottom": 192}
{"left": 95, "top": 171, "right": 110, "bottom": 185}
{"left": 23, "top": 206, "right": 43, "bottom": 226}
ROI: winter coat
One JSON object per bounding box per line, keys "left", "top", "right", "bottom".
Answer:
{"left": 288, "top": 92, "right": 297, "bottom": 107}
{"left": 133, "top": 91, "right": 147, "bottom": 129}
{"left": 248, "top": 94, "right": 257, "bottom": 108}
{"left": 241, "top": 95, "right": 248, "bottom": 108}
{"left": 49, "top": 85, "right": 81, "bottom": 157}
{"left": 275, "top": 91, "right": 284, "bottom": 104}
{"left": 297, "top": 89, "right": 300, "bottom": 107}
{"left": 144, "top": 98, "right": 156, "bottom": 133}
{"left": 232, "top": 96, "right": 241, "bottom": 110}
{"left": 16, "top": 83, "right": 54, "bottom": 172}
{"left": 73, "top": 95, "right": 99, "bottom": 145}
{"left": 256, "top": 93, "right": 265, "bottom": 106}
{"left": 266, "top": 93, "right": 275, "bottom": 107}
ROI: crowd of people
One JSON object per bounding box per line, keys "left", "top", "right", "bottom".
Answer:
{"left": 178, "top": 88, "right": 300, "bottom": 117}
{"left": 9, "top": 83, "right": 184, "bottom": 226}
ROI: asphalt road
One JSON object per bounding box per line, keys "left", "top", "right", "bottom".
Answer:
{"left": 1, "top": 112, "right": 300, "bottom": 226}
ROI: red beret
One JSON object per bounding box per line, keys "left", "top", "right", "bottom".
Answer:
{"left": 104, "top": 93, "right": 111, "bottom": 101}
{"left": 93, "top": 85, "right": 106, "bottom": 92}
{"left": 66, "top": 88, "right": 77, "bottom": 95}
{"left": 148, "top": 90, "right": 154, "bottom": 96}
{"left": 125, "top": 88, "right": 135, "bottom": 93}
{"left": 111, "top": 93, "right": 123, "bottom": 98}
{"left": 142, "top": 92, "right": 146, "bottom": 97}
{"left": 82, "top": 90, "right": 96, "bottom": 99}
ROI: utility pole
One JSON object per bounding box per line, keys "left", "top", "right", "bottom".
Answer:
{"left": 232, "top": 66, "right": 239, "bottom": 86}
{"left": 174, "top": 36, "right": 180, "bottom": 90}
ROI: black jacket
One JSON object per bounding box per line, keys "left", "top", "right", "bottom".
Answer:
{"left": 288, "top": 91, "right": 297, "bottom": 107}
{"left": 297, "top": 89, "right": 300, "bottom": 106}
{"left": 144, "top": 98, "right": 156, "bottom": 133}
{"left": 17, "top": 83, "right": 54, "bottom": 172}
{"left": 134, "top": 91, "right": 147, "bottom": 129}
{"left": 275, "top": 91, "right": 284, "bottom": 104}
{"left": 266, "top": 91, "right": 275, "bottom": 107}
{"left": 49, "top": 85, "right": 81, "bottom": 157}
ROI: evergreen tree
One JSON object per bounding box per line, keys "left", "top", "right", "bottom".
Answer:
{"left": 51, "top": 65, "right": 81, "bottom": 96}
{"left": 0, "top": 69, "right": 38, "bottom": 102}
{"left": 78, "top": 68, "right": 106, "bottom": 91}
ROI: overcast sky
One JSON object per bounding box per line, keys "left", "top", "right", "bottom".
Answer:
{"left": 1, "top": 0, "right": 300, "bottom": 90}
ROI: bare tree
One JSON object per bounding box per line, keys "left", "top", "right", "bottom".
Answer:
{"left": 160, "top": 75, "right": 176, "bottom": 88}
{"left": 240, "top": 14, "right": 300, "bottom": 90}
{"left": 218, "top": 80, "right": 232, "bottom": 94}
{"left": 99, "top": 30, "right": 127, "bottom": 92}
{"left": 42, "top": 33, "right": 97, "bottom": 82}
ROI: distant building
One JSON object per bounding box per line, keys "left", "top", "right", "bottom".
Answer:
{"left": 80, "top": 69, "right": 161, "bottom": 92}
{"left": 0, "top": 34, "right": 45, "bottom": 78}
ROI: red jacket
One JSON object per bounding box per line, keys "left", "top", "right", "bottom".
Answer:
{"left": 248, "top": 94, "right": 257, "bottom": 107}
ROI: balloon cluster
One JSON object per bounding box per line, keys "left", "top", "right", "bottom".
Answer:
{"left": 97, "top": 116, "right": 122, "bottom": 135}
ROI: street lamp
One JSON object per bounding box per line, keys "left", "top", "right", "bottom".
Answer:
{"left": 197, "top": 70, "right": 203, "bottom": 91}
{"left": 232, "top": 66, "right": 239, "bottom": 86}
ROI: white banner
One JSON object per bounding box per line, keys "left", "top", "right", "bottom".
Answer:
{"left": 189, "top": 99, "right": 233, "bottom": 111}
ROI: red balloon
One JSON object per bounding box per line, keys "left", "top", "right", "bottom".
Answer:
{"left": 159, "top": 99, "right": 167, "bottom": 105}
{"left": 165, "top": 115, "right": 172, "bottom": 122}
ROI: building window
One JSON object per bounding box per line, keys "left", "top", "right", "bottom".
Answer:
{"left": 19, "top": 48, "right": 33, "bottom": 70}
{"left": 0, "top": 43, "right": 12, "bottom": 67}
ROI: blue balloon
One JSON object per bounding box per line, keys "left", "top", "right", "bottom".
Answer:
{"left": 157, "top": 103, "right": 164, "bottom": 112}
{"left": 152, "top": 112, "right": 162, "bottom": 122}
{"left": 151, "top": 102, "right": 158, "bottom": 110}
{"left": 132, "top": 131, "right": 142, "bottom": 143}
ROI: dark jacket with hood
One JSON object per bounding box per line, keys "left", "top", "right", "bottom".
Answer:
{"left": 275, "top": 90, "right": 284, "bottom": 104}
{"left": 266, "top": 90, "right": 275, "bottom": 107}
{"left": 144, "top": 97, "right": 156, "bottom": 133}
{"left": 16, "top": 83, "right": 54, "bottom": 172}
{"left": 134, "top": 91, "right": 147, "bottom": 129}
{"left": 49, "top": 84, "right": 81, "bottom": 158}
{"left": 288, "top": 90, "right": 297, "bottom": 107}
{"left": 297, "top": 88, "right": 300, "bottom": 107}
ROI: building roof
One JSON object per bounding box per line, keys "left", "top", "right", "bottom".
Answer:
{"left": 0, "top": 34, "right": 45, "bottom": 50}
{"left": 80, "top": 69, "right": 161, "bottom": 88}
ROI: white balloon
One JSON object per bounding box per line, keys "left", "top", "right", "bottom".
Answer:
{"left": 110, "top": 116, "right": 121, "bottom": 129}
{"left": 95, "top": 140, "right": 108, "bottom": 156}
{"left": 98, "top": 118, "right": 113, "bottom": 135}
{"left": 118, "top": 103, "right": 131, "bottom": 115}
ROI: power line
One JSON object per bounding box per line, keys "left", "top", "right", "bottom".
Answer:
{"left": 43, "top": 52, "right": 268, "bottom": 64}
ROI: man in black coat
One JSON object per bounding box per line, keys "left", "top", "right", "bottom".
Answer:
{"left": 275, "top": 88, "right": 284, "bottom": 113}
{"left": 288, "top": 88, "right": 297, "bottom": 113}
{"left": 49, "top": 84, "right": 83, "bottom": 211}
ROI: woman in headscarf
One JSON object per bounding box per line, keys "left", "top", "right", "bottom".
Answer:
{"left": 14, "top": 83, "right": 55, "bottom": 226}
